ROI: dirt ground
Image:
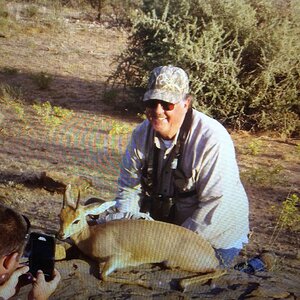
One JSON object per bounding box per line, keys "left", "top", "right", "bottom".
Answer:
{"left": 0, "top": 2, "right": 299, "bottom": 299}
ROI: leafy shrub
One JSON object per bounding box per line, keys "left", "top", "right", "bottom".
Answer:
{"left": 246, "top": 139, "right": 263, "bottom": 156}
{"left": 0, "top": 67, "right": 18, "bottom": 75}
{"left": 111, "top": 0, "right": 300, "bottom": 136}
{"left": 31, "top": 72, "right": 53, "bottom": 90}
{"left": 270, "top": 193, "right": 300, "bottom": 245}
{"left": 241, "top": 164, "right": 284, "bottom": 186}
{"left": 102, "top": 88, "right": 119, "bottom": 104}
{"left": 33, "top": 101, "right": 73, "bottom": 129}
{"left": 0, "top": 84, "right": 25, "bottom": 119}
{"left": 109, "top": 120, "right": 132, "bottom": 135}
{"left": 0, "top": 84, "right": 22, "bottom": 103}
{"left": 278, "top": 194, "right": 300, "bottom": 231}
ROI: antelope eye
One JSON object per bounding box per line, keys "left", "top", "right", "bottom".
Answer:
{"left": 73, "top": 220, "right": 80, "bottom": 225}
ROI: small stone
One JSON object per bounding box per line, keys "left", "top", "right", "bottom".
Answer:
{"left": 249, "top": 286, "right": 290, "bottom": 299}
{"left": 296, "top": 249, "right": 300, "bottom": 260}
{"left": 260, "top": 251, "right": 277, "bottom": 271}
{"left": 55, "top": 244, "right": 66, "bottom": 260}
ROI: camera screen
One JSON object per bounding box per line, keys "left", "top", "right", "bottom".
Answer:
{"left": 29, "top": 233, "right": 55, "bottom": 281}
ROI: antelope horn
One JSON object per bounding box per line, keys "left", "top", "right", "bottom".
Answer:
{"left": 63, "top": 192, "right": 66, "bottom": 208}
{"left": 76, "top": 188, "right": 81, "bottom": 210}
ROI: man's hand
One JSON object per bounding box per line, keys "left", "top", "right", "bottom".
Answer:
{"left": 0, "top": 265, "right": 29, "bottom": 300}
{"left": 103, "top": 212, "right": 154, "bottom": 222}
{"left": 28, "top": 269, "right": 61, "bottom": 300}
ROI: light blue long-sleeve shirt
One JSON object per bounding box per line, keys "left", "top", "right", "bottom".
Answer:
{"left": 115, "top": 109, "right": 249, "bottom": 249}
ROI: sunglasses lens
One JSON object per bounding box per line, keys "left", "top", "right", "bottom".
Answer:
{"left": 162, "top": 102, "right": 175, "bottom": 110}
{"left": 145, "top": 100, "right": 157, "bottom": 109}
{"left": 145, "top": 100, "right": 175, "bottom": 111}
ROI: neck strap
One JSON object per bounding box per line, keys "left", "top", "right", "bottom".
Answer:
{"left": 143, "top": 108, "right": 193, "bottom": 197}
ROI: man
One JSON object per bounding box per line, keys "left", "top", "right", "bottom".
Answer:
{"left": 0, "top": 204, "right": 60, "bottom": 300}
{"left": 113, "top": 66, "right": 249, "bottom": 266}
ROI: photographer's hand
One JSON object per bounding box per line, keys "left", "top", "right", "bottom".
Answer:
{"left": 28, "top": 269, "right": 61, "bottom": 300}
{"left": 0, "top": 263, "right": 29, "bottom": 300}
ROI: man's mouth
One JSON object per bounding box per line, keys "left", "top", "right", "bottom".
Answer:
{"left": 148, "top": 114, "right": 167, "bottom": 121}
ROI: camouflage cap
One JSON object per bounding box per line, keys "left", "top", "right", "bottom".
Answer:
{"left": 143, "top": 66, "right": 189, "bottom": 104}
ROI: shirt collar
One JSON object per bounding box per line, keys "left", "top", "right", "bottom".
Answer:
{"left": 153, "top": 131, "right": 179, "bottom": 150}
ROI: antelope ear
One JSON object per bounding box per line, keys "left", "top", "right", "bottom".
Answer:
{"left": 64, "top": 184, "right": 72, "bottom": 206}
{"left": 63, "top": 184, "right": 78, "bottom": 209}
{"left": 83, "top": 201, "right": 116, "bottom": 216}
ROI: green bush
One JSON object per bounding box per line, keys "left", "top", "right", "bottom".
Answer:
{"left": 33, "top": 101, "right": 73, "bottom": 129}
{"left": 111, "top": 0, "right": 300, "bottom": 136}
{"left": 278, "top": 194, "right": 300, "bottom": 231}
{"left": 31, "top": 72, "right": 53, "bottom": 90}
{"left": 270, "top": 193, "right": 300, "bottom": 245}
{"left": 0, "top": 84, "right": 25, "bottom": 119}
{"left": 241, "top": 164, "right": 284, "bottom": 186}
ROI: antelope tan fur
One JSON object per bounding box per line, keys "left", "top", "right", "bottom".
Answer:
{"left": 58, "top": 184, "right": 226, "bottom": 289}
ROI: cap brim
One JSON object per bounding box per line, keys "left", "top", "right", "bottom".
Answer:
{"left": 143, "top": 89, "right": 184, "bottom": 104}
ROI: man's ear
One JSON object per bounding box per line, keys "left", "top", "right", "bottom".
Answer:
{"left": 184, "top": 95, "right": 192, "bottom": 109}
{"left": 2, "top": 252, "right": 19, "bottom": 272}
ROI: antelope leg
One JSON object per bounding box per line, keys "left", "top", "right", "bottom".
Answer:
{"left": 179, "top": 269, "right": 227, "bottom": 290}
{"left": 100, "top": 256, "right": 151, "bottom": 289}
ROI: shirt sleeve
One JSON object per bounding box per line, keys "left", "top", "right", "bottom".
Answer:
{"left": 114, "top": 124, "right": 147, "bottom": 213}
{"left": 181, "top": 127, "right": 249, "bottom": 249}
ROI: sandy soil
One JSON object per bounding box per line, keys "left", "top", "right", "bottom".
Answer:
{"left": 0, "top": 2, "right": 299, "bottom": 299}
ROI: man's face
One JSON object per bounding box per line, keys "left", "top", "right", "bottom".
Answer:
{"left": 145, "top": 98, "right": 190, "bottom": 140}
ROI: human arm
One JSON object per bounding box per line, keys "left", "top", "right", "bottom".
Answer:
{"left": 181, "top": 122, "right": 249, "bottom": 249}
{"left": 114, "top": 122, "right": 150, "bottom": 214}
{"left": 28, "top": 269, "right": 60, "bottom": 300}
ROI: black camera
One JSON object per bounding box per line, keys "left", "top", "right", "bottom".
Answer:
{"left": 26, "top": 232, "right": 56, "bottom": 281}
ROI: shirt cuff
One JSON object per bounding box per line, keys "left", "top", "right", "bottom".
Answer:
{"left": 181, "top": 217, "right": 206, "bottom": 234}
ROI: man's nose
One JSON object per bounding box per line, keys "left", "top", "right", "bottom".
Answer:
{"left": 153, "top": 103, "right": 165, "bottom": 114}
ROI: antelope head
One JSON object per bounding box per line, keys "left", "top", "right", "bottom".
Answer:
{"left": 58, "top": 184, "right": 115, "bottom": 240}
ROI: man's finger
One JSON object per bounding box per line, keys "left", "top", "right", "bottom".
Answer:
{"left": 35, "top": 270, "right": 45, "bottom": 284}
{"left": 11, "top": 265, "right": 30, "bottom": 279}
{"left": 51, "top": 269, "right": 61, "bottom": 285}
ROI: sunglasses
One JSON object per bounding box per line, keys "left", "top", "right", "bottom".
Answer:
{"left": 144, "top": 100, "right": 176, "bottom": 111}
{"left": 22, "top": 214, "right": 31, "bottom": 241}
